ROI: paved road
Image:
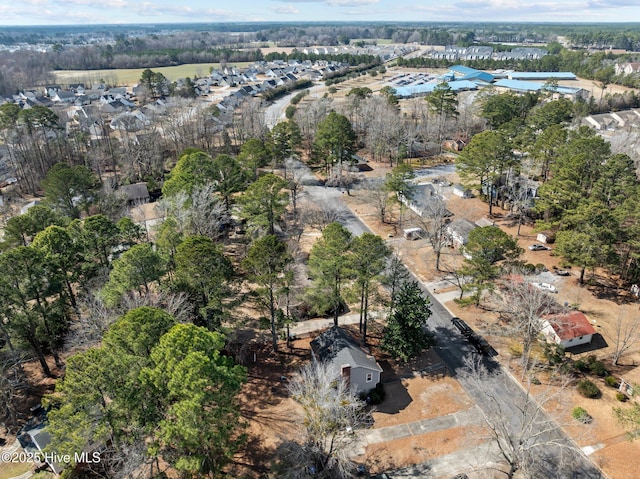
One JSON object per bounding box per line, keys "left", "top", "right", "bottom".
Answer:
{"left": 299, "top": 163, "right": 605, "bottom": 479}
{"left": 264, "top": 84, "right": 326, "bottom": 129}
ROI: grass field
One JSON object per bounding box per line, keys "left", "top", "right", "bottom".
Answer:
{"left": 52, "top": 62, "right": 253, "bottom": 87}
{"left": 350, "top": 38, "right": 393, "bottom": 45}
{"left": 0, "top": 459, "right": 34, "bottom": 479}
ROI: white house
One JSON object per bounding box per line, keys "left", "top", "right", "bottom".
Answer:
{"left": 310, "top": 326, "right": 382, "bottom": 394}
{"left": 542, "top": 310, "right": 596, "bottom": 349}
{"left": 400, "top": 183, "right": 451, "bottom": 218}
{"left": 453, "top": 184, "right": 473, "bottom": 198}
{"left": 446, "top": 218, "right": 477, "bottom": 248}
{"left": 615, "top": 62, "right": 640, "bottom": 76}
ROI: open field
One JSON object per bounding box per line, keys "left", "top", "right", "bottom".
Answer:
{"left": 350, "top": 38, "right": 394, "bottom": 44}
{"left": 52, "top": 62, "right": 253, "bottom": 86}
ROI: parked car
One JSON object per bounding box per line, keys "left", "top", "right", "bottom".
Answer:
{"left": 533, "top": 282, "right": 558, "bottom": 293}
{"left": 556, "top": 269, "right": 570, "bottom": 276}
{"left": 528, "top": 244, "right": 550, "bottom": 251}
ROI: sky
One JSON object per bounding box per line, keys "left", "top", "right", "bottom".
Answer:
{"left": 0, "top": 0, "right": 640, "bottom": 26}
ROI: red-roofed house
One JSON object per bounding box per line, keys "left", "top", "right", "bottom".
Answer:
{"left": 542, "top": 310, "right": 597, "bottom": 349}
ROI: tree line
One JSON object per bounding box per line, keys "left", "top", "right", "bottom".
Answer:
{"left": 0, "top": 96, "right": 440, "bottom": 476}
{"left": 455, "top": 90, "right": 640, "bottom": 286}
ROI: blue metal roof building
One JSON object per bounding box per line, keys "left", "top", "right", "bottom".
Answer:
{"left": 507, "top": 71, "right": 577, "bottom": 81}
{"left": 460, "top": 71, "right": 495, "bottom": 83}
{"left": 449, "top": 65, "right": 480, "bottom": 76}
{"left": 449, "top": 65, "right": 494, "bottom": 83}
{"left": 395, "top": 80, "right": 480, "bottom": 98}
{"left": 494, "top": 79, "right": 543, "bottom": 92}
{"left": 494, "top": 79, "right": 584, "bottom": 97}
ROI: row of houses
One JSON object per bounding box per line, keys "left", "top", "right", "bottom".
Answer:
{"left": 583, "top": 109, "right": 640, "bottom": 131}
{"left": 406, "top": 194, "right": 599, "bottom": 351}
{"left": 301, "top": 43, "right": 417, "bottom": 61}
{"left": 428, "top": 46, "right": 548, "bottom": 62}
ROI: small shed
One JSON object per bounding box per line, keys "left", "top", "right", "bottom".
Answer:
{"left": 20, "top": 199, "right": 41, "bottom": 215}
{"left": 453, "top": 184, "right": 473, "bottom": 198}
{"left": 311, "top": 326, "right": 382, "bottom": 394}
{"left": 542, "top": 311, "right": 596, "bottom": 349}
{"left": 475, "top": 217, "right": 495, "bottom": 228}
{"left": 443, "top": 139, "right": 465, "bottom": 152}
{"left": 536, "top": 231, "right": 555, "bottom": 244}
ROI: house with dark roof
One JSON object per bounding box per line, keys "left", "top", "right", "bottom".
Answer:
{"left": 542, "top": 310, "right": 597, "bottom": 349}
{"left": 27, "top": 426, "right": 64, "bottom": 474}
{"left": 310, "top": 326, "right": 382, "bottom": 394}
{"left": 118, "top": 182, "right": 150, "bottom": 205}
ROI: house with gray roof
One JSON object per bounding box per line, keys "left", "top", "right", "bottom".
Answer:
{"left": 401, "top": 183, "right": 453, "bottom": 219}
{"left": 52, "top": 91, "right": 77, "bottom": 103}
{"left": 26, "top": 426, "right": 64, "bottom": 474}
{"left": 446, "top": 218, "right": 478, "bottom": 248}
{"left": 311, "top": 326, "right": 382, "bottom": 394}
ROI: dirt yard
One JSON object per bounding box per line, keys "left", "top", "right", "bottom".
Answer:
{"left": 341, "top": 159, "right": 640, "bottom": 479}
{"left": 230, "top": 323, "right": 494, "bottom": 478}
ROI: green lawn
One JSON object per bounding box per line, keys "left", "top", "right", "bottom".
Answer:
{"left": 52, "top": 62, "right": 253, "bottom": 87}
{"left": 0, "top": 459, "right": 34, "bottom": 479}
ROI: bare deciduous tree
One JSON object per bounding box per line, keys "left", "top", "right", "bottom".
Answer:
{"left": 294, "top": 96, "right": 332, "bottom": 157}
{"left": 382, "top": 254, "right": 411, "bottom": 314}
{"left": 286, "top": 158, "right": 307, "bottom": 221}
{"left": 278, "top": 360, "right": 371, "bottom": 479}
{"left": 611, "top": 306, "right": 640, "bottom": 366}
{"left": 301, "top": 201, "right": 345, "bottom": 232}
{"left": 493, "top": 274, "right": 561, "bottom": 372}
{"left": 418, "top": 196, "right": 451, "bottom": 271}
{"left": 0, "top": 352, "right": 28, "bottom": 433}
{"left": 67, "top": 290, "right": 192, "bottom": 350}
{"left": 359, "top": 178, "right": 391, "bottom": 224}
{"left": 359, "top": 96, "right": 404, "bottom": 164}
{"left": 118, "top": 128, "right": 164, "bottom": 184}
{"left": 231, "top": 97, "right": 268, "bottom": 147}
{"left": 463, "top": 359, "right": 583, "bottom": 479}
{"left": 157, "top": 184, "right": 227, "bottom": 239}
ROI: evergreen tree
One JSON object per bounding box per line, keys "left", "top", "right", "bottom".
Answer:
{"left": 381, "top": 281, "right": 433, "bottom": 362}
{"left": 307, "top": 222, "right": 352, "bottom": 326}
